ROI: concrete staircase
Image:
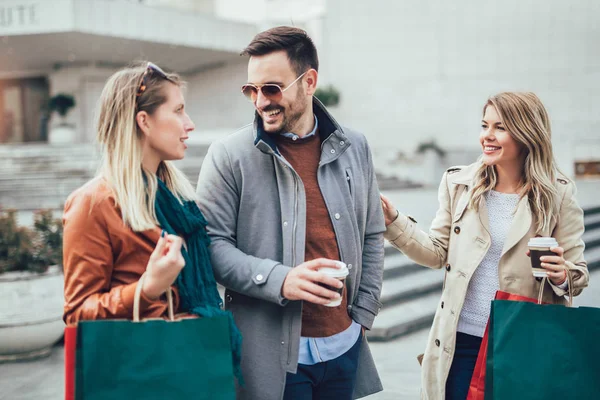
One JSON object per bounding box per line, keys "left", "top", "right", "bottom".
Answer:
{"left": 0, "top": 143, "right": 424, "bottom": 211}
{"left": 368, "top": 206, "right": 600, "bottom": 341}
{"left": 0, "top": 143, "right": 208, "bottom": 211}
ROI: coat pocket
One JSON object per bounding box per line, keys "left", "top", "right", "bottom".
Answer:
{"left": 345, "top": 168, "right": 354, "bottom": 196}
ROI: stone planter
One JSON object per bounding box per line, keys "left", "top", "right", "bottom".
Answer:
{"left": 0, "top": 266, "right": 64, "bottom": 362}
{"left": 48, "top": 124, "right": 76, "bottom": 144}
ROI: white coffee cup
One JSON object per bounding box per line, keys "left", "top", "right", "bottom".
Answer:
{"left": 318, "top": 261, "right": 349, "bottom": 307}
{"left": 527, "top": 237, "right": 559, "bottom": 278}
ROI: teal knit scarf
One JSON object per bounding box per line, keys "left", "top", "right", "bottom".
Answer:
{"left": 154, "top": 178, "right": 243, "bottom": 384}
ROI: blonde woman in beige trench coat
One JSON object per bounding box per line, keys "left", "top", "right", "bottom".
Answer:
{"left": 380, "top": 92, "right": 589, "bottom": 400}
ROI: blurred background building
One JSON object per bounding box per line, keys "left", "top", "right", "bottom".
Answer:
{"left": 1, "top": 3, "right": 599, "bottom": 397}
{"left": 0, "top": 0, "right": 599, "bottom": 215}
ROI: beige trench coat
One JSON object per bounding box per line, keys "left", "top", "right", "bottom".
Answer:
{"left": 383, "top": 162, "right": 589, "bottom": 400}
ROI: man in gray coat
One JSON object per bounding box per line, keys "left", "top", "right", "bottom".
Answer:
{"left": 196, "top": 26, "right": 385, "bottom": 400}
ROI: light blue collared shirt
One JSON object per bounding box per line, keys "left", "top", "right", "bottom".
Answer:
{"left": 281, "top": 116, "right": 362, "bottom": 365}
{"left": 280, "top": 116, "right": 319, "bottom": 140}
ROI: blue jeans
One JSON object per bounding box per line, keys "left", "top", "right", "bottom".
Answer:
{"left": 283, "top": 334, "right": 362, "bottom": 400}
{"left": 446, "top": 332, "right": 482, "bottom": 400}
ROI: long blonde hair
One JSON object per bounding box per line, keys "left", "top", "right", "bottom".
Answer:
{"left": 469, "top": 92, "right": 559, "bottom": 233}
{"left": 95, "top": 62, "right": 196, "bottom": 231}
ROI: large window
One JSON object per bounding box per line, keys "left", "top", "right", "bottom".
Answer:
{"left": 0, "top": 77, "right": 49, "bottom": 144}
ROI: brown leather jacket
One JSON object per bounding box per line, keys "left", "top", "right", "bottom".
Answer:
{"left": 62, "top": 178, "right": 179, "bottom": 324}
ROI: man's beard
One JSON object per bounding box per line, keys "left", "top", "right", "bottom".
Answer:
{"left": 263, "top": 106, "right": 305, "bottom": 135}
{"left": 262, "top": 90, "right": 308, "bottom": 135}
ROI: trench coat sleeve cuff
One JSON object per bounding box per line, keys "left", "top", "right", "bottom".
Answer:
{"left": 548, "top": 260, "right": 579, "bottom": 297}
{"left": 350, "top": 292, "right": 382, "bottom": 330}
{"left": 383, "top": 212, "right": 415, "bottom": 248}
{"left": 548, "top": 278, "right": 568, "bottom": 297}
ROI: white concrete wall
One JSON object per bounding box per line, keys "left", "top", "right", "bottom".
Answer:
{"left": 47, "top": 65, "right": 114, "bottom": 142}
{"left": 322, "top": 0, "right": 600, "bottom": 177}
{"left": 184, "top": 59, "right": 252, "bottom": 135}
{"left": 141, "top": 0, "right": 215, "bottom": 14}
{"left": 215, "top": 0, "right": 324, "bottom": 25}
{"left": 0, "top": 0, "right": 74, "bottom": 35}
{"left": 46, "top": 60, "right": 251, "bottom": 144}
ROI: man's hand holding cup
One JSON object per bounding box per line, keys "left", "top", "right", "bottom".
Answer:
{"left": 282, "top": 258, "right": 348, "bottom": 306}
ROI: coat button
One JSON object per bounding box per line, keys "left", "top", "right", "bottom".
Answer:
{"left": 340, "top": 141, "right": 345, "bottom": 146}
{"left": 256, "top": 274, "right": 264, "bottom": 282}
{"left": 330, "top": 149, "right": 336, "bottom": 154}
{"left": 347, "top": 264, "right": 353, "bottom": 270}
{"left": 283, "top": 221, "right": 288, "bottom": 227}
{"left": 441, "top": 301, "right": 444, "bottom": 309}
{"left": 445, "top": 264, "right": 451, "bottom": 272}
{"left": 435, "top": 339, "right": 440, "bottom": 347}
{"left": 334, "top": 213, "right": 341, "bottom": 220}
{"left": 454, "top": 226, "right": 461, "bottom": 234}
{"left": 226, "top": 294, "right": 233, "bottom": 302}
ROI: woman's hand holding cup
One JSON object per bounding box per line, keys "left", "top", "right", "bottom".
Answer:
{"left": 540, "top": 246, "right": 568, "bottom": 285}
{"left": 142, "top": 231, "right": 185, "bottom": 300}
{"left": 527, "top": 237, "right": 567, "bottom": 285}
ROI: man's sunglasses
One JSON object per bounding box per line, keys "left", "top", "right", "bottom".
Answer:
{"left": 136, "top": 62, "right": 170, "bottom": 100}
{"left": 241, "top": 71, "right": 307, "bottom": 102}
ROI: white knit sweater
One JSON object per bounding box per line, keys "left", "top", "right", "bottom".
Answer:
{"left": 457, "top": 190, "right": 520, "bottom": 337}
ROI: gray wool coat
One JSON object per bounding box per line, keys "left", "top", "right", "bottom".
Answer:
{"left": 196, "top": 99, "right": 385, "bottom": 400}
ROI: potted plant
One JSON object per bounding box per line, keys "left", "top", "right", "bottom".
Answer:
{"left": 315, "top": 85, "right": 341, "bottom": 107}
{"left": 0, "top": 208, "right": 64, "bottom": 362}
{"left": 416, "top": 140, "right": 447, "bottom": 158}
{"left": 48, "top": 93, "right": 76, "bottom": 144}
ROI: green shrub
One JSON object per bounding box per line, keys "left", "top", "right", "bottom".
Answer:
{"left": 0, "top": 208, "right": 63, "bottom": 274}
{"left": 315, "top": 86, "right": 340, "bottom": 107}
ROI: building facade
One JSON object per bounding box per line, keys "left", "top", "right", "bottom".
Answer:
{"left": 1, "top": 0, "right": 598, "bottom": 182}
{"left": 320, "top": 0, "right": 600, "bottom": 177}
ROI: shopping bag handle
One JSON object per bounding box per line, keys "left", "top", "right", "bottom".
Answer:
{"left": 133, "top": 273, "right": 175, "bottom": 322}
{"left": 537, "top": 267, "right": 573, "bottom": 307}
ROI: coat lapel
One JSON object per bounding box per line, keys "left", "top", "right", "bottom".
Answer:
{"left": 478, "top": 196, "right": 491, "bottom": 238}
{"left": 501, "top": 195, "right": 532, "bottom": 257}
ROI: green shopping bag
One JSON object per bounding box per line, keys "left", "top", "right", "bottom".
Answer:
{"left": 485, "top": 277, "right": 600, "bottom": 400}
{"left": 74, "top": 276, "right": 236, "bottom": 400}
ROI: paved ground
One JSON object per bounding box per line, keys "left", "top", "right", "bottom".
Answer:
{"left": 3, "top": 181, "right": 598, "bottom": 399}
{"left": 1, "top": 270, "right": 598, "bottom": 400}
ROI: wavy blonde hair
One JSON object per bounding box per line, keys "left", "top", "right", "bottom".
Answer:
{"left": 95, "top": 62, "right": 196, "bottom": 231}
{"left": 469, "top": 92, "right": 559, "bottom": 233}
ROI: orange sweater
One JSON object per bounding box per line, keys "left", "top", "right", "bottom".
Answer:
{"left": 275, "top": 134, "right": 352, "bottom": 337}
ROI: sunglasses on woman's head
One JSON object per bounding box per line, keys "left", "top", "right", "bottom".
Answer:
{"left": 241, "top": 71, "right": 307, "bottom": 103}
{"left": 136, "top": 62, "right": 169, "bottom": 99}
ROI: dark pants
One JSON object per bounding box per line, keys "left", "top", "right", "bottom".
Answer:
{"left": 283, "top": 334, "right": 362, "bottom": 400}
{"left": 446, "top": 332, "right": 482, "bottom": 400}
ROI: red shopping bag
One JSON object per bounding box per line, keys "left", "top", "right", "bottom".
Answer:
{"left": 64, "top": 326, "right": 77, "bottom": 400}
{"left": 466, "top": 291, "right": 542, "bottom": 400}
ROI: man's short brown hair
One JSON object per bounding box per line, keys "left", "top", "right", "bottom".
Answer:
{"left": 241, "top": 26, "right": 319, "bottom": 76}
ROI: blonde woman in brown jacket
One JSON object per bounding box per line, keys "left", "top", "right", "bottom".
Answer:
{"left": 380, "top": 92, "right": 589, "bottom": 400}
{"left": 62, "top": 62, "right": 195, "bottom": 323}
